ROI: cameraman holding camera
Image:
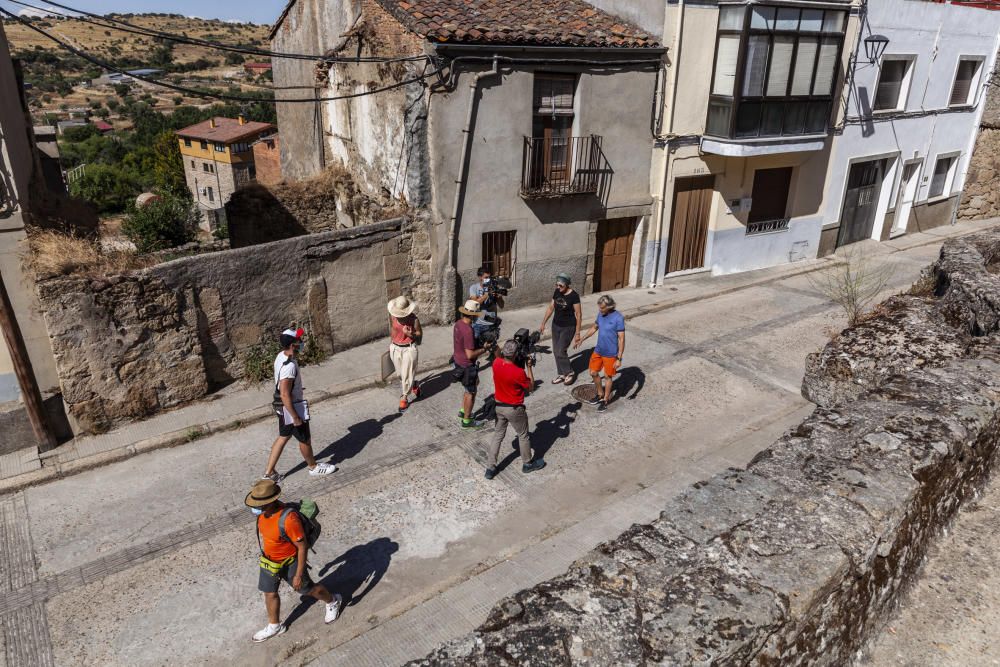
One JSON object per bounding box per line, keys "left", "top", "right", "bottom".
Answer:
{"left": 485, "top": 340, "right": 546, "bottom": 479}
{"left": 469, "top": 266, "right": 505, "bottom": 341}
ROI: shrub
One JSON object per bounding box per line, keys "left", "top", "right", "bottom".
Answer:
{"left": 241, "top": 336, "right": 282, "bottom": 385}
{"left": 69, "top": 163, "right": 140, "bottom": 214}
{"left": 121, "top": 196, "right": 198, "bottom": 253}
{"left": 808, "top": 248, "right": 895, "bottom": 327}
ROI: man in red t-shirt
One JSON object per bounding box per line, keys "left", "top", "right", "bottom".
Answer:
{"left": 486, "top": 340, "right": 547, "bottom": 479}
{"left": 245, "top": 479, "right": 342, "bottom": 643}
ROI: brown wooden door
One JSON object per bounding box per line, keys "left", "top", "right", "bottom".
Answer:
{"left": 594, "top": 217, "right": 637, "bottom": 291}
{"left": 667, "top": 176, "right": 714, "bottom": 274}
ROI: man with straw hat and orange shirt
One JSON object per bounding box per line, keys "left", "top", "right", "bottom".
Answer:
{"left": 245, "top": 479, "right": 342, "bottom": 642}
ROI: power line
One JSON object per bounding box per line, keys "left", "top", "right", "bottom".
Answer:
{"left": 4, "top": 0, "right": 430, "bottom": 65}
{"left": 0, "top": 7, "right": 442, "bottom": 104}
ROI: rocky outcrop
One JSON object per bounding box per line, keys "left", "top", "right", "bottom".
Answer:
{"left": 410, "top": 227, "right": 1000, "bottom": 666}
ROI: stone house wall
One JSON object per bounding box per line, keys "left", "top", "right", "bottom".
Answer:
{"left": 36, "top": 216, "right": 433, "bottom": 433}
{"left": 958, "top": 59, "right": 1000, "bottom": 221}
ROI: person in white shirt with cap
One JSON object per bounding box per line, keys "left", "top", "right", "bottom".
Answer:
{"left": 262, "top": 327, "right": 336, "bottom": 481}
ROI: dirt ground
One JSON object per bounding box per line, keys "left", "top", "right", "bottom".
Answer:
{"left": 862, "top": 469, "right": 1000, "bottom": 666}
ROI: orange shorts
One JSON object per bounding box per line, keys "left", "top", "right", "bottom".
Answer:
{"left": 589, "top": 352, "right": 618, "bottom": 377}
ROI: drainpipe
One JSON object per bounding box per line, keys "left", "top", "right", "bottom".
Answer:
{"left": 649, "top": 0, "right": 685, "bottom": 287}
{"left": 446, "top": 56, "right": 500, "bottom": 297}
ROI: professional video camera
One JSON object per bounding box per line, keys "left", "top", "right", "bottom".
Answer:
{"left": 483, "top": 276, "right": 512, "bottom": 298}
{"left": 512, "top": 327, "right": 541, "bottom": 368}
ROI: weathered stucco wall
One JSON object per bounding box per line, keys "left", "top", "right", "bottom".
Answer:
{"left": 36, "top": 217, "right": 435, "bottom": 433}
{"left": 411, "top": 228, "right": 1000, "bottom": 665}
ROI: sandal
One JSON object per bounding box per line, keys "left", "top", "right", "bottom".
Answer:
{"left": 551, "top": 376, "right": 565, "bottom": 384}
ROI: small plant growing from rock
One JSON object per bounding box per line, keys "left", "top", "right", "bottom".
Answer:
{"left": 808, "top": 248, "right": 895, "bottom": 327}
{"left": 241, "top": 336, "right": 282, "bottom": 386}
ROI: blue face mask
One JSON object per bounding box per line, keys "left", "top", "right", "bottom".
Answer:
{"left": 251, "top": 507, "right": 264, "bottom": 516}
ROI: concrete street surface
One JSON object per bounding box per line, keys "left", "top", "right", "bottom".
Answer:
{"left": 0, "top": 234, "right": 970, "bottom": 666}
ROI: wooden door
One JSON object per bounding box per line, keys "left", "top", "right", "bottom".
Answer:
{"left": 837, "top": 159, "right": 885, "bottom": 247}
{"left": 594, "top": 217, "right": 637, "bottom": 291}
{"left": 667, "top": 176, "right": 714, "bottom": 274}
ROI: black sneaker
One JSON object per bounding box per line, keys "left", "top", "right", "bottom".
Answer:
{"left": 484, "top": 467, "right": 497, "bottom": 480}
{"left": 522, "top": 459, "right": 546, "bottom": 474}
{"left": 597, "top": 401, "right": 608, "bottom": 412}
{"left": 586, "top": 396, "right": 602, "bottom": 406}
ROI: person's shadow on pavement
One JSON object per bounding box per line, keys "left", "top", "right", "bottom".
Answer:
{"left": 496, "top": 401, "right": 580, "bottom": 472}
{"left": 614, "top": 367, "right": 646, "bottom": 401}
{"left": 286, "top": 413, "right": 401, "bottom": 477}
{"left": 283, "top": 537, "right": 400, "bottom": 628}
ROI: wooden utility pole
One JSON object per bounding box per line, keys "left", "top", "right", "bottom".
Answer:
{"left": 0, "top": 268, "right": 56, "bottom": 451}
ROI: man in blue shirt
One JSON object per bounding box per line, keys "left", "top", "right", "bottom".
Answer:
{"left": 575, "top": 294, "right": 625, "bottom": 412}
{"left": 468, "top": 266, "right": 505, "bottom": 341}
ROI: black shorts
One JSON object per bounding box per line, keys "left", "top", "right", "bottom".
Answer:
{"left": 277, "top": 415, "right": 311, "bottom": 443}
{"left": 258, "top": 556, "right": 314, "bottom": 594}
{"left": 452, "top": 364, "right": 479, "bottom": 394}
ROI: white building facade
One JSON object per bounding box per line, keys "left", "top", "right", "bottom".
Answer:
{"left": 819, "top": 0, "right": 1000, "bottom": 252}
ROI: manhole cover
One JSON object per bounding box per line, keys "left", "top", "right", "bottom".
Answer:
{"left": 571, "top": 384, "right": 598, "bottom": 402}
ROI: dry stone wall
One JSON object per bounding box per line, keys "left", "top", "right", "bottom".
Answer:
{"left": 410, "top": 228, "right": 1000, "bottom": 666}
{"left": 37, "top": 216, "right": 437, "bottom": 433}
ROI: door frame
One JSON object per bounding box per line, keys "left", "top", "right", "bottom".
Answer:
{"left": 834, "top": 151, "right": 899, "bottom": 247}
{"left": 664, "top": 175, "right": 717, "bottom": 277}
{"left": 890, "top": 158, "right": 922, "bottom": 237}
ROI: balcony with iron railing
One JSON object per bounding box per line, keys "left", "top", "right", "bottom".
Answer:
{"left": 520, "top": 135, "right": 605, "bottom": 198}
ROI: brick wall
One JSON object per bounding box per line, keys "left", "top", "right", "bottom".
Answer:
{"left": 359, "top": 0, "right": 425, "bottom": 57}
{"left": 252, "top": 136, "right": 282, "bottom": 187}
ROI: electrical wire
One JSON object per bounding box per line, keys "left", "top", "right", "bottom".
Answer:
{"left": 0, "top": 7, "right": 442, "bottom": 104}
{"left": 5, "top": 0, "right": 430, "bottom": 64}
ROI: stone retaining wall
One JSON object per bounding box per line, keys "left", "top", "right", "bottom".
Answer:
{"left": 410, "top": 228, "right": 1000, "bottom": 665}
{"left": 36, "top": 216, "right": 436, "bottom": 433}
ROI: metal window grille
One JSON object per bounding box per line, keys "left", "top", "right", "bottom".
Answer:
{"left": 482, "top": 231, "right": 516, "bottom": 283}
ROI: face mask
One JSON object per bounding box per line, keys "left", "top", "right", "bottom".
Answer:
{"left": 251, "top": 507, "right": 264, "bottom": 516}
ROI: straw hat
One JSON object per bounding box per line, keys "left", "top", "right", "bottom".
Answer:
{"left": 458, "top": 299, "right": 482, "bottom": 317}
{"left": 245, "top": 479, "right": 282, "bottom": 508}
{"left": 387, "top": 295, "right": 417, "bottom": 319}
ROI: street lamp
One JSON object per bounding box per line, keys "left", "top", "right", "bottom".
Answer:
{"left": 864, "top": 34, "right": 889, "bottom": 64}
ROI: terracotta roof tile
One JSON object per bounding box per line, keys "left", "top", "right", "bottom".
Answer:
{"left": 175, "top": 117, "right": 275, "bottom": 143}
{"left": 373, "top": 0, "right": 660, "bottom": 48}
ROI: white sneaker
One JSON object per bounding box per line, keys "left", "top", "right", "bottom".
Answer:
{"left": 309, "top": 462, "right": 337, "bottom": 476}
{"left": 325, "top": 594, "right": 343, "bottom": 624}
{"left": 252, "top": 623, "right": 286, "bottom": 643}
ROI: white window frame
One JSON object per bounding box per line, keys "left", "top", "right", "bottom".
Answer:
{"left": 872, "top": 55, "right": 915, "bottom": 114}
{"left": 926, "top": 152, "right": 960, "bottom": 201}
{"left": 948, "top": 56, "right": 985, "bottom": 108}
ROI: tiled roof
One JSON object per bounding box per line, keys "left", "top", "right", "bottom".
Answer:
{"left": 176, "top": 117, "right": 275, "bottom": 143}
{"left": 376, "top": 0, "right": 659, "bottom": 48}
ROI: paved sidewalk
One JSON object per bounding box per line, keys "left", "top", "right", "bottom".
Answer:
{"left": 0, "top": 217, "right": 994, "bottom": 493}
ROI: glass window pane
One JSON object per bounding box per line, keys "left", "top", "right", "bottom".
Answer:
{"left": 874, "top": 59, "right": 907, "bottom": 110}
{"left": 767, "top": 36, "right": 795, "bottom": 97}
{"left": 776, "top": 8, "right": 799, "bottom": 30}
{"left": 929, "top": 157, "right": 952, "bottom": 197}
{"left": 743, "top": 35, "right": 769, "bottom": 97}
{"left": 950, "top": 59, "right": 979, "bottom": 106}
{"left": 783, "top": 102, "right": 806, "bottom": 135}
{"left": 707, "top": 100, "right": 733, "bottom": 136}
{"left": 800, "top": 9, "right": 823, "bottom": 32}
{"left": 805, "top": 101, "right": 830, "bottom": 133}
{"left": 736, "top": 102, "right": 763, "bottom": 137}
{"left": 812, "top": 38, "right": 840, "bottom": 95}
{"left": 751, "top": 6, "right": 775, "bottom": 30}
{"left": 719, "top": 5, "right": 746, "bottom": 31}
{"left": 823, "top": 11, "right": 846, "bottom": 33}
{"left": 761, "top": 103, "right": 784, "bottom": 136}
{"left": 792, "top": 38, "right": 818, "bottom": 95}
{"left": 713, "top": 34, "right": 741, "bottom": 96}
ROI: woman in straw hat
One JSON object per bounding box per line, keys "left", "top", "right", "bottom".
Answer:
{"left": 387, "top": 295, "right": 423, "bottom": 412}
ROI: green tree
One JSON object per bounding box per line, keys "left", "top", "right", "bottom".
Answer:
{"left": 122, "top": 196, "right": 198, "bottom": 253}
{"left": 69, "top": 164, "right": 140, "bottom": 214}
{"left": 151, "top": 131, "right": 188, "bottom": 198}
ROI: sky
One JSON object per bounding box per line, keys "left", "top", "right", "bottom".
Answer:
{"left": 0, "top": 0, "right": 288, "bottom": 24}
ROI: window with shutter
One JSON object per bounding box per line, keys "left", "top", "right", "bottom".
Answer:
{"left": 949, "top": 58, "right": 982, "bottom": 107}
{"left": 928, "top": 156, "right": 956, "bottom": 198}
{"left": 533, "top": 74, "right": 575, "bottom": 116}
{"left": 707, "top": 5, "right": 846, "bottom": 139}
{"left": 874, "top": 58, "right": 912, "bottom": 112}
